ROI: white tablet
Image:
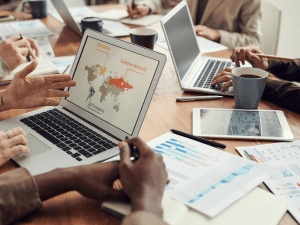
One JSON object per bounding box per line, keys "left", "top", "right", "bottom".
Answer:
{"left": 193, "top": 108, "right": 294, "bottom": 141}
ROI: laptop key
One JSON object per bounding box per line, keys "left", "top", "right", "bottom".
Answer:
{"left": 66, "top": 151, "right": 73, "bottom": 155}
{"left": 35, "top": 128, "right": 61, "bottom": 145}
{"left": 74, "top": 146, "right": 83, "bottom": 151}
{"left": 75, "top": 157, "right": 82, "bottom": 161}
{"left": 78, "top": 150, "right": 93, "bottom": 158}
{"left": 92, "top": 150, "right": 102, "bottom": 155}
{"left": 57, "top": 143, "right": 67, "bottom": 148}
{"left": 102, "top": 143, "right": 113, "bottom": 149}
{"left": 62, "top": 146, "right": 71, "bottom": 151}
{"left": 71, "top": 153, "right": 81, "bottom": 158}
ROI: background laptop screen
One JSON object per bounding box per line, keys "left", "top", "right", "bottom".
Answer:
{"left": 164, "top": 4, "right": 200, "bottom": 80}
{"left": 66, "top": 36, "right": 159, "bottom": 135}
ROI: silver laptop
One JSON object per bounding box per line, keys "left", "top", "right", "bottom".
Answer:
{"left": 51, "top": 0, "right": 130, "bottom": 37}
{"left": 1, "top": 29, "right": 166, "bottom": 175}
{"left": 161, "top": 0, "right": 250, "bottom": 96}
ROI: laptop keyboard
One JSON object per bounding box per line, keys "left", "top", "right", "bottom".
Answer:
{"left": 193, "top": 60, "right": 234, "bottom": 91}
{"left": 20, "top": 109, "right": 117, "bottom": 161}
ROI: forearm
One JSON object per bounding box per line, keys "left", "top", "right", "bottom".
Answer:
{"left": 0, "top": 90, "right": 11, "bottom": 112}
{"left": 219, "top": 30, "right": 260, "bottom": 50}
{"left": 267, "top": 59, "right": 300, "bottom": 81}
{"left": 34, "top": 167, "right": 75, "bottom": 201}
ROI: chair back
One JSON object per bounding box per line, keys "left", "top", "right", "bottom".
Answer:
{"left": 260, "top": 1, "right": 281, "bottom": 55}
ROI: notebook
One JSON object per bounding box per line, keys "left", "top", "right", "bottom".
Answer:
{"left": 0, "top": 56, "right": 59, "bottom": 84}
{"left": 97, "top": 9, "right": 129, "bottom": 21}
{"left": 101, "top": 187, "right": 288, "bottom": 225}
{"left": 121, "top": 15, "right": 164, "bottom": 26}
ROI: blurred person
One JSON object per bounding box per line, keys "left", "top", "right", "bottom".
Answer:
{"left": 211, "top": 45, "right": 300, "bottom": 113}
{"left": 0, "top": 35, "right": 39, "bottom": 78}
{"left": 127, "top": 0, "right": 262, "bottom": 50}
{"left": 0, "top": 137, "right": 169, "bottom": 225}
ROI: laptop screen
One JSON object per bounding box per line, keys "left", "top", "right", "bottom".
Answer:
{"left": 164, "top": 4, "right": 200, "bottom": 80}
{"left": 66, "top": 36, "right": 159, "bottom": 135}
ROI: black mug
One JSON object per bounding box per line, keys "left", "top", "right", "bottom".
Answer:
{"left": 80, "top": 17, "right": 103, "bottom": 35}
{"left": 22, "top": 0, "right": 47, "bottom": 19}
{"left": 130, "top": 28, "right": 158, "bottom": 50}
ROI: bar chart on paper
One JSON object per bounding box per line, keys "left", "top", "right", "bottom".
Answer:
{"left": 148, "top": 133, "right": 272, "bottom": 217}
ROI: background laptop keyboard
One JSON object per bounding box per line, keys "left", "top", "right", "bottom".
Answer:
{"left": 193, "top": 60, "right": 236, "bottom": 91}
{"left": 20, "top": 109, "right": 117, "bottom": 161}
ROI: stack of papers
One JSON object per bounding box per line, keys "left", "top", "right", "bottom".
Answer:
{"left": 237, "top": 142, "right": 300, "bottom": 224}
{"left": 147, "top": 132, "right": 273, "bottom": 217}
{"left": 0, "top": 20, "right": 54, "bottom": 38}
{"left": 156, "top": 35, "right": 228, "bottom": 54}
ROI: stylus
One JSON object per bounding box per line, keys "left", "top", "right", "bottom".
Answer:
{"left": 125, "top": 136, "right": 140, "bottom": 160}
{"left": 171, "top": 129, "right": 226, "bottom": 149}
{"left": 176, "top": 96, "right": 223, "bottom": 102}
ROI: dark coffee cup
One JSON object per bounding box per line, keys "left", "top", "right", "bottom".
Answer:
{"left": 22, "top": 0, "right": 47, "bottom": 19}
{"left": 80, "top": 17, "right": 103, "bottom": 35}
{"left": 130, "top": 28, "right": 158, "bottom": 50}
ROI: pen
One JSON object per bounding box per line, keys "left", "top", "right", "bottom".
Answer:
{"left": 171, "top": 129, "right": 226, "bottom": 149}
{"left": 125, "top": 136, "right": 140, "bottom": 160}
{"left": 0, "top": 82, "right": 11, "bottom": 86}
{"left": 19, "top": 34, "right": 31, "bottom": 62}
{"left": 176, "top": 95, "right": 223, "bottom": 102}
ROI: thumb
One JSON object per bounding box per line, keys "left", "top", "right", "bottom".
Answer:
{"left": 105, "top": 189, "right": 128, "bottom": 202}
{"left": 15, "top": 60, "right": 38, "bottom": 79}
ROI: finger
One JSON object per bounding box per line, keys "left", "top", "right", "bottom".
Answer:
{"left": 48, "top": 80, "right": 76, "bottom": 90}
{"left": 8, "top": 35, "right": 21, "bottom": 42}
{"left": 105, "top": 189, "right": 128, "bottom": 202}
{"left": 9, "top": 145, "right": 29, "bottom": 158}
{"left": 28, "top": 47, "right": 37, "bottom": 59}
{"left": 167, "top": 178, "right": 171, "bottom": 184}
{"left": 127, "top": 4, "right": 133, "bottom": 17}
{"left": 28, "top": 38, "right": 39, "bottom": 57}
{"left": 15, "top": 60, "right": 38, "bottom": 79}
{"left": 17, "top": 47, "right": 29, "bottom": 57}
{"left": 14, "top": 38, "right": 31, "bottom": 48}
{"left": 44, "top": 74, "right": 72, "bottom": 83}
{"left": 125, "top": 137, "right": 152, "bottom": 156}
{"left": 7, "top": 134, "right": 28, "bottom": 148}
{"left": 221, "top": 80, "right": 233, "bottom": 90}
{"left": 3, "top": 127, "right": 27, "bottom": 139}
{"left": 118, "top": 141, "right": 133, "bottom": 167}
{"left": 211, "top": 74, "right": 232, "bottom": 86}
{"left": 234, "top": 50, "right": 240, "bottom": 67}
{"left": 240, "top": 49, "right": 246, "bottom": 65}
{"left": 247, "top": 51, "right": 264, "bottom": 66}
{"left": 44, "top": 99, "right": 60, "bottom": 106}
{"left": 47, "top": 90, "right": 70, "bottom": 98}
{"left": 212, "top": 71, "right": 231, "bottom": 84}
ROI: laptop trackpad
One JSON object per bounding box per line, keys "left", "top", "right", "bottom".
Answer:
{"left": 13, "top": 134, "right": 52, "bottom": 160}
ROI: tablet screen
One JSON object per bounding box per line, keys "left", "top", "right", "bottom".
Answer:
{"left": 199, "top": 109, "right": 283, "bottom": 137}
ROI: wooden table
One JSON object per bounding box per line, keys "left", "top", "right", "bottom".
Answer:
{"left": 1, "top": 5, "right": 299, "bottom": 225}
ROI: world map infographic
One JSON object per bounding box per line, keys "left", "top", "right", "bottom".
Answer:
{"left": 67, "top": 37, "right": 159, "bottom": 134}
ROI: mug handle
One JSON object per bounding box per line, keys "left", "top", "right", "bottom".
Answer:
{"left": 22, "top": 1, "right": 31, "bottom": 14}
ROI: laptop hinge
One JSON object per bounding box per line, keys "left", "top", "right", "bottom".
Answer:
{"left": 62, "top": 107, "right": 122, "bottom": 142}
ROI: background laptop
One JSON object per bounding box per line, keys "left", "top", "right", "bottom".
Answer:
{"left": 51, "top": 0, "right": 130, "bottom": 37}
{"left": 161, "top": 1, "right": 251, "bottom": 96}
{"left": 1, "top": 29, "right": 166, "bottom": 176}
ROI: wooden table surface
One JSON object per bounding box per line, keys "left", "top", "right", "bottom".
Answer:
{"left": 1, "top": 5, "right": 299, "bottom": 225}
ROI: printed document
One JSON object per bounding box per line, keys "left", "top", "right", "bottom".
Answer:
{"left": 237, "top": 141, "right": 300, "bottom": 224}
{"left": 49, "top": 56, "right": 75, "bottom": 74}
{"left": 0, "top": 20, "right": 54, "bottom": 38}
{"left": 156, "top": 35, "right": 228, "bottom": 54}
{"left": 34, "top": 36, "right": 55, "bottom": 58}
{"left": 147, "top": 132, "right": 272, "bottom": 217}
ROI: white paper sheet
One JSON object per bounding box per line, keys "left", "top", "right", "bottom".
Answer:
{"left": 0, "top": 20, "right": 54, "bottom": 38}
{"left": 97, "top": 9, "right": 129, "bottom": 21}
{"left": 34, "top": 36, "right": 55, "bottom": 58}
{"left": 147, "top": 132, "right": 272, "bottom": 217}
{"left": 121, "top": 15, "right": 163, "bottom": 26}
{"left": 236, "top": 142, "right": 300, "bottom": 224}
{"left": 48, "top": 55, "right": 75, "bottom": 74}
{"left": 156, "top": 35, "right": 228, "bottom": 54}
{"left": 48, "top": 6, "right": 98, "bottom": 24}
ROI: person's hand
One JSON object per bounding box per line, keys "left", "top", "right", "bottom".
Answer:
{"left": 118, "top": 138, "right": 168, "bottom": 218}
{"left": 211, "top": 67, "right": 234, "bottom": 90}
{"left": 194, "top": 25, "right": 221, "bottom": 42}
{"left": 127, "top": 3, "right": 150, "bottom": 19}
{"left": 0, "top": 35, "right": 39, "bottom": 71}
{"left": 0, "top": 127, "right": 29, "bottom": 166}
{"left": 231, "top": 45, "right": 269, "bottom": 69}
{"left": 35, "top": 161, "right": 125, "bottom": 202}
{"left": 3, "top": 60, "right": 76, "bottom": 110}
